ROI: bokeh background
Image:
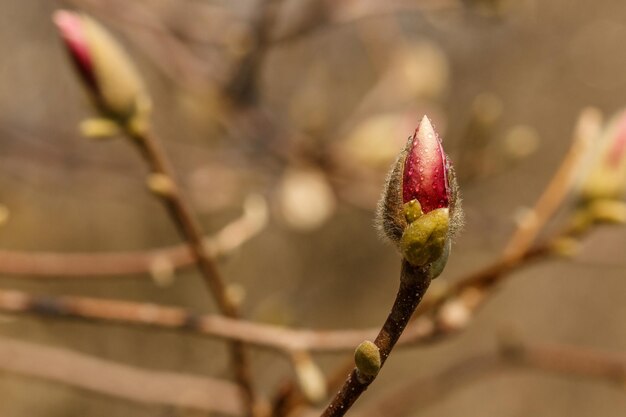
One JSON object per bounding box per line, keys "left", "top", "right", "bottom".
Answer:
{"left": 0, "top": 0, "right": 625, "bottom": 416}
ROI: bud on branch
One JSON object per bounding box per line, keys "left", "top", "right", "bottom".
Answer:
{"left": 54, "top": 10, "right": 151, "bottom": 129}
{"left": 377, "top": 116, "right": 462, "bottom": 276}
{"left": 580, "top": 110, "right": 626, "bottom": 203}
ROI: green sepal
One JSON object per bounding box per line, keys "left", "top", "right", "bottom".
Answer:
{"left": 403, "top": 199, "right": 424, "bottom": 224}
{"left": 400, "top": 208, "right": 449, "bottom": 267}
{"left": 429, "top": 237, "right": 451, "bottom": 279}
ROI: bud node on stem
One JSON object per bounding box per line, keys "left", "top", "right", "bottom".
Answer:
{"left": 354, "top": 340, "right": 381, "bottom": 379}
{"left": 400, "top": 208, "right": 449, "bottom": 267}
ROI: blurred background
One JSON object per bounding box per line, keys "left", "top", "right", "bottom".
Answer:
{"left": 0, "top": 0, "right": 625, "bottom": 416}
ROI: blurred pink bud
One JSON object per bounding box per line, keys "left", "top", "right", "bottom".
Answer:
{"left": 53, "top": 10, "right": 149, "bottom": 123}
{"left": 606, "top": 111, "right": 626, "bottom": 168}
{"left": 53, "top": 11, "right": 99, "bottom": 95}
{"left": 579, "top": 109, "right": 626, "bottom": 202}
{"left": 402, "top": 116, "right": 450, "bottom": 212}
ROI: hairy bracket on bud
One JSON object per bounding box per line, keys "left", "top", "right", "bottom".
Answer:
{"left": 377, "top": 116, "right": 462, "bottom": 276}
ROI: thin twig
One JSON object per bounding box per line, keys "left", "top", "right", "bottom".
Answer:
{"left": 319, "top": 262, "right": 432, "bottom": 417}
{"left": 0, "top": 287, "right": 378, "bottom": 353}
{"left": 274, "top": 0, "right": 461, "bottom": 44}
{"left": 502, "top": 107, "right": 601, "bottom": 261}
{"left": 0, "top": 335, "right": 242, "bottom": 415}
{"left": 128, "top": 127, "right": 259, "bottom": 416}
{"left": 0, "top": 194, "right": 267, "bottom": 277}
{"left": 225, "top": 0, "right": 285, "bottom": 105}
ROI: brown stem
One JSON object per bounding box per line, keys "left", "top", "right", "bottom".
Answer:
{"left": 502, "top": 107, "right": 600, "bottom": 260}
{"left": 0, "top": 287, "right": 380, "bottom": 353}
{"left": 320, "top": 261, "right": 432, "bottom": 417}
{"left": 128, "top": 128, "right": 259, "bottom": 417}
{"left": 0, "top": 196, "right": 266, "bottom": 277}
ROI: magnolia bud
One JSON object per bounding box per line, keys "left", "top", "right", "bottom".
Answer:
{"left": 53, "top": 10, "right": 150, "bottom": 126}
{"left": 377, "top": 116, "right": 462, "bottom": 273}
{"left": 579, "top": 109, "right": 626, "bottom": 202}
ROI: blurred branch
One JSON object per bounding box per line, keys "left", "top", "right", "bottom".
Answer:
{"left": 354, "top": 340, "right": 626, "bottom": 417}
{"left": 0, "top": 194, "right": 267, "bottom": 278}
{"left": 4, "top": 308, "right": 618, "bottom": 417}
{"left": 0, "top": 287, "right": 379, "bottom": 353}
{"left": 502, "top": 108, "right": 601, "bottom": 260}
{"left": 60, "top": 0, "right": 461, "bottom": 95}
{"left": 0, "top": 240, "right": 571, "bottom": 356}
{"left": 275, "top": 0, "right": 461, "bottom": 44}
{"left": 119, "top": 122, "right": 261, "bottom": 414}
{"left": 225, "top": 0, "right": 285, "bottom": 105}
{"left": 0, "top": 335, "right": 242, "bottom": 415}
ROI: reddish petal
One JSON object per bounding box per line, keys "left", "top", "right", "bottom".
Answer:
{"left": 607, "top": 110, "right": 626, "bottom": 167}
{"left": 402, "top": 116, "right": 450, "bottom": 212}
{"left": 53, "top": 11, "right": 99, "bottom": 94}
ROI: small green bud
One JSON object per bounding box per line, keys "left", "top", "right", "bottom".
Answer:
{"left": 400, "top": 208, "right": 449, "bottom": 267}
{"left": 146, "top": 173, "right": 175, "bottom": 198}
{"left": 550, "top": 237, "right": 580, "bottom": 258}
{"left": 354, "top": 340, "right": 381, "bottom": 377}
{"left": 80, "top": 118, "right": 121, "bottom": 139}
{"left": 588, "top": 199, "right": 626, "bottom": 224}
{"left": 578, "top": 109, "right": 626, "bottom": 203}
{"left": 403, "top": 199, "right": 423, "bottom": 224}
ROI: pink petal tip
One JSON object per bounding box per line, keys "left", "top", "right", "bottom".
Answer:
{"left": 402, "top": 116, "right": 450, "bottom": 212}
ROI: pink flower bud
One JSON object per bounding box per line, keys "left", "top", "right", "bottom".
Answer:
{"left": 402, "top": 116, "right": 450, "bottom": 212}
{"left": 376, "top": 115, "right": 461, "bottom": 252}
{"left": 53, "top": 10, "right": 149, "bottom": 124}
{"left": 606, "top": 111, "right": 626, "bottom": 168}
{"left": 53, "top": 11, "right": 99, "bottom": 95}
{"left": 579, "top": 109, "right": 626, "bottom": 202}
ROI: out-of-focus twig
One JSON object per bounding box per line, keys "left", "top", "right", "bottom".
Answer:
{"left": 0, "top": 194, "right": 267, "bottom": 278}
{"left": 502, "top": 108, "right": 601, "bottom": 261}
{"left": 0, "top": 287, "right": 380, "bottom": 353}
{"left": 275, "top": 0, "right": 461, "bottom": 44}
{"left": 119, "top": 123, "right": 261, "bottom": 414}
{"left": 0, "top": 335, "right": 242, "bottom": 415}
{"left": 225, "top": 0, "right": 285, "bottom": 105}
{"left": 353, "top": 341, "right": 626, "bottom": 417}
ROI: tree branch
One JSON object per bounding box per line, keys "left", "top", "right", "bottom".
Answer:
{"left": 0, "top": 335, "right": 242, "bottom": 415}
{"left": 0, "top": 194, "right": 267, "bottom": 278}
{"left": 319, "top": 262, "right": 432, "bottom": 417}
{"left": 127, "top": 126, "right": 260, "bottom": 415}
